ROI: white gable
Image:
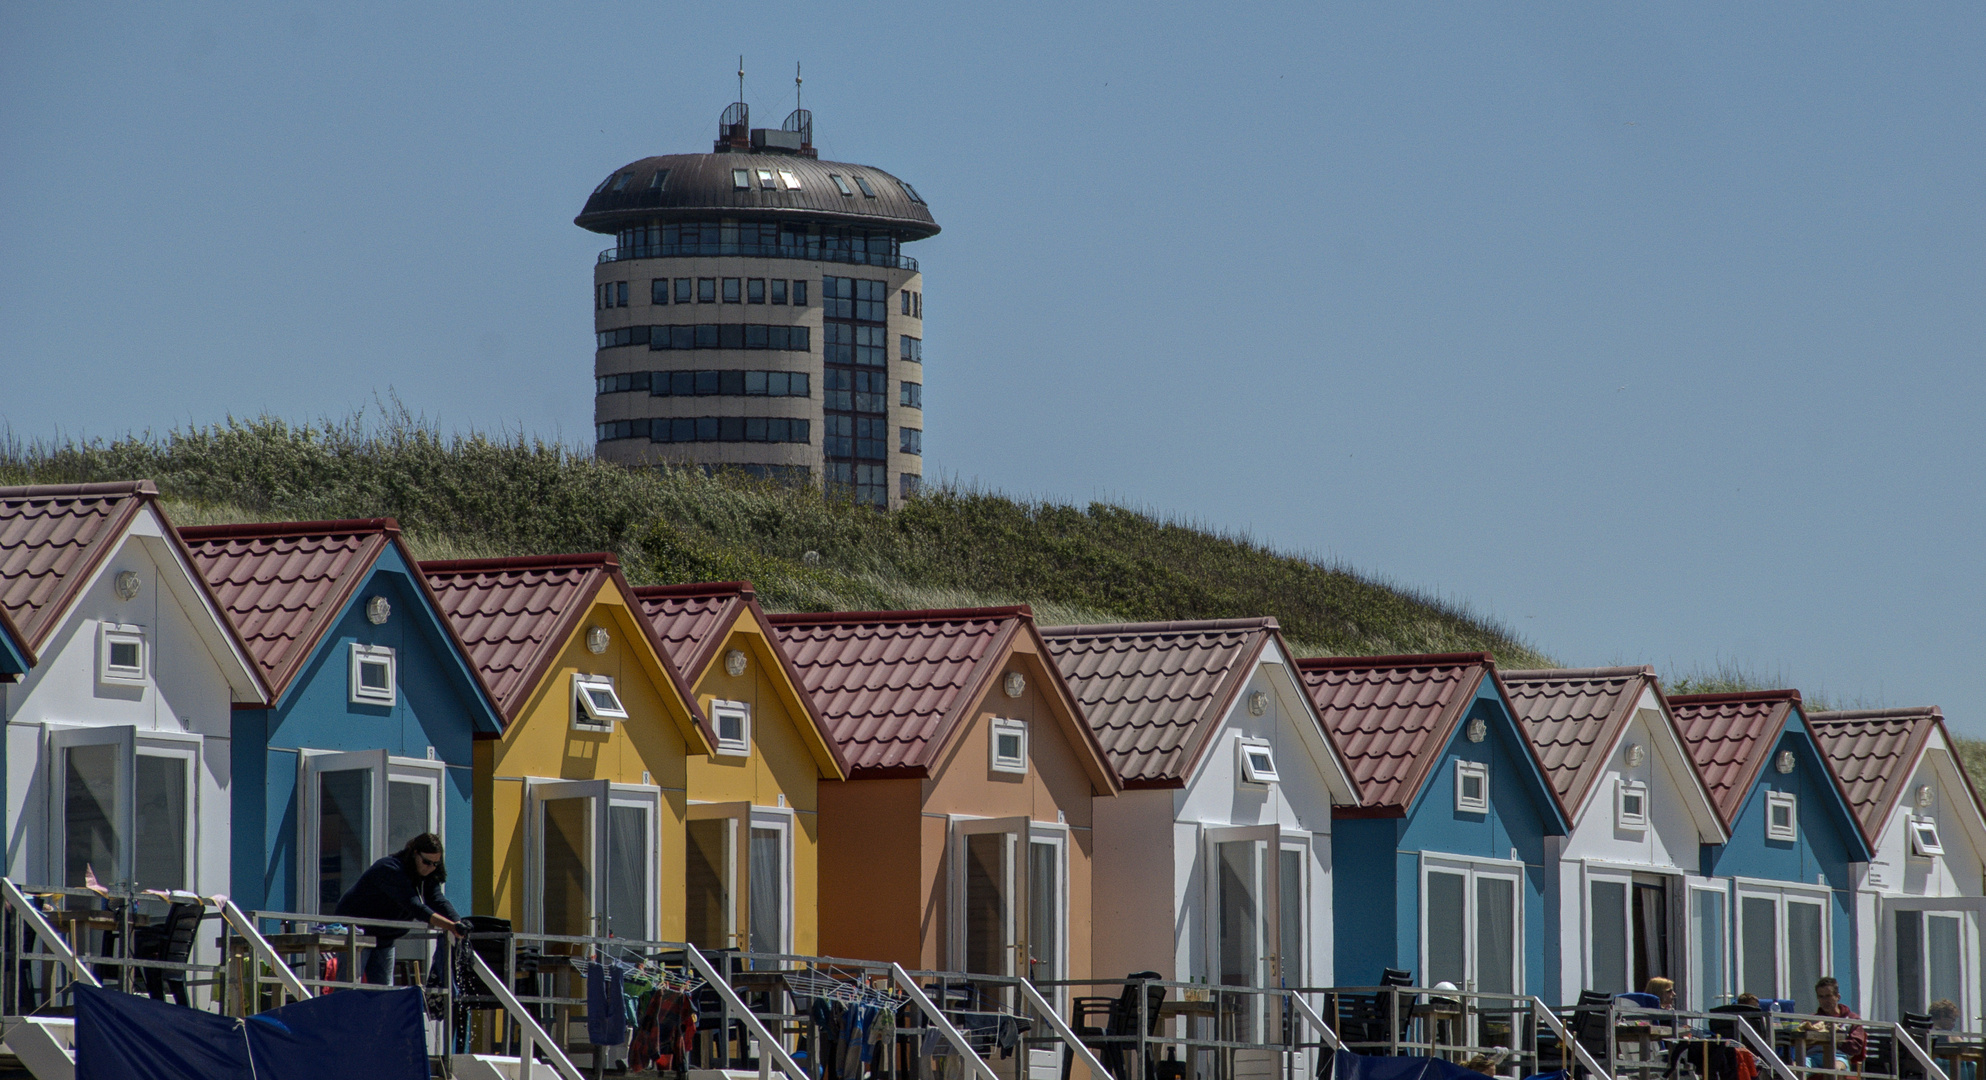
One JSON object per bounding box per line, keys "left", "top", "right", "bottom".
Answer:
{"left": 1863, "top": 730, "right": 1986, "bottom": 898}
{"left": 1561, "top": 687, "right": 1726, "bottom": 868}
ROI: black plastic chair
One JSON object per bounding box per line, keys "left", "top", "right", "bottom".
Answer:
{"left": 1571, "top": 991, "right": 1617, "bottom": 1064}
{"left": 1064, "top": 972, "right": 1164, "bottom": 1080}
{"left": 1897, "top": 1012, "right": 1934, "bottom": 1080}
{"left": 130, "top": 902, "right": 207, "bottom": 1006}
{"left": 1705, "top": 1004, "right": 1767, "bottom": 1044}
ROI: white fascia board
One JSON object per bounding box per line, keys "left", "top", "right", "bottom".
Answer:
{"left": 1630, "top": 685, "right": 1728, "bottom": 843}
{"left": 1257, "top": 637, "right": 1360, "bottom": 806}
{"left": 127, "top": 515, "right": 267, "bottom": 703}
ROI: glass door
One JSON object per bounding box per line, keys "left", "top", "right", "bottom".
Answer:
{"left": 953, "top": 817, "right": 1029, "bottom": 978}
{"left": 1028, "top": 829, "right": 1066, "bottom": 988}
{"left": 1588, "top": 873, "right": 1632, "bottom": 994}
{"left": 1735, "top": 885, "right": 1829, "bottom": 1006}
{"left": 747, "top": 812, "right": 792, "bottom": 957}
{"left": 302, "top": 750, "right": 446, "bottom": 913}
{"left": 535, "top": 782, "right": 596, "bottom": 938}
{"left": 1687, "top": 882, "right": 1729, "bottom": 1010}
{"left": 1206, "top": 825, "right": 1283, "bottom": 990}
{"left": 604, "top": 789, "right": 656, "bottom": 943}
{"left": 686, "top": 804, "right": 745, "bottom": 950}
{"left": 59, "top": 739, "right": 125, "bottom": 891}
{"left": 48, "top": 726, "right": 195, "bottom": 897}
{"left": 1422, "top": 857, "right": 1523, "bottom": 995}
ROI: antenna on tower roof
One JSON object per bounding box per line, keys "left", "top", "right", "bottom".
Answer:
{"left": 795, "top": 62, "right": 802, "bottom": 114}
{"left": 738, "top": 55, "right": 745, "bottom": 104}
{"left": 782, "top": 60, "right": 814, "bottom": 155}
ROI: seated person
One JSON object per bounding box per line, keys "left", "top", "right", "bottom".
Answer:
{"left": 1928, "top": 999, "right": 1960, "bottom": 1032}
{"left": 1800, "top": 977, "right": 1864, "bottom": 1071}
{"left": 1644, "top": 977, "right": 1677, "bottom": 1010}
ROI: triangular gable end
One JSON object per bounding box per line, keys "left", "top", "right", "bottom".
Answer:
{"left": 930, "top": 617, "right": 1118, "bottom": 796}
{"left": 365, "top": 537, "right": 505, "bottom": 736}
{"left": 1778, "top": 709, "right": 1876, "bottom": 863}
{"left": 1180, "top": 633, "right": 1360, "bottom": 806}
{"left": 1399, "top": 669, "right": 1569, "bottom": 833}
{"left": 722, "top": 603, "right": 846, "bottom": 779}
{"left": 554, "top": 575, "right": 713, "bottom": 754}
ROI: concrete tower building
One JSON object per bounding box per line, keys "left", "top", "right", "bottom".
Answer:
{"left": 579, "top": 101, "right": 938, "bottom": 508}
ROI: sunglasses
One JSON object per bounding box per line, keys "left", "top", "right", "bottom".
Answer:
{"left": 416, "top": 853, "right": 440, "bottom": 869}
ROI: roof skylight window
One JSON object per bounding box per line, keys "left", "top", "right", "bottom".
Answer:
{"left": 829, "top": 174, "right": 853, "bottom": 196}
{"left": 611, "top": 172, "right": 633, "bottom": 192}
{"left": 757, "top": 169, "right": 778, "bottom": 189}
{"left": 648, "top": 169, "right": 669, "bottom": 190}
{"left": 899, "top": 180, "right": 925, "bottom": 204}
{"left": 593, "top": 173, "right": 616, "bottom": 194}
{"left": 779, "top": 170, "right": 801, "bottom": 190}
{"left": 853, "top": 175, "right": 877, "bottom": 198}
{"left": 732, "top": 169, "right": 751, "bottom": 191}
{"left": 573, "top": 673, "right": 629, "bottom": 730}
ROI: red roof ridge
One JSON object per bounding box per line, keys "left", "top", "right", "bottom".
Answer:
{"left": 767, "top": 604, "right": 1032, "bottom": 626}
{"left": 1808, "top": 707, "right": 1940, "bottom": 723}
{"left": 1039, "top": 616, "right": 1277, "bottom": 637}
{"left": 631, "top": 580, "right": 756, "bottom": 600}
{"left": 422, "top": 552, "right": 619, "bottom": 574}
{"left": 181, "top": 518, "right": 400, "bottom": 541}
{"left": 1501, "top": 665, "right": 1655, "bottom": 681}
{"left": 1669, "top": 689, "right": 1803, "bottom": 706}
{"left": 1296, "top": 651, "right": 1492, "bottom": 670}
{"left": 0, "top": 480, "right": 158, "bottom": 498}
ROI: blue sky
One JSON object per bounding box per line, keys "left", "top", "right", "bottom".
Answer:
{"left": 5, "top": 4, "right": 1983, "bottom": 735}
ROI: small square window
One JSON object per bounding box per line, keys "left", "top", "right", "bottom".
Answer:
{"left": 770, "top": 279, "right": 788, "bottom": 305}
{"left": 349, "top": 643, "right": 396, "bottom": 706}
{"left": 1617, "top": 779, "right": 1649, "bottom": 830}
{"left": 698, "top": 278, "right": 716, "bottom": 303}
{"left": 990, "top": 718, "right": 1028, "bottom": 775}
{"left": 722, "top": 278, "right": 741, "bottom": 303}
{"left": 1908, "top": 816, "right": 1944, "bottom": 857}
{"left": 573, "top": 673, "right": 628, "bottom": 730}
{"left": 1765, "top": 790, "right": 1797, "bottom": 842}
{"left": 99, "top": 623, "right": 146, "bottom": 686}
{"left": 711, "top": 699, "right": 751, "bottom": 757}
{"left": 732, "top": 169, "right": 751, "bottom": 190}
{"left": 1456, "top": 760, "right": 1489, "bottom": 814}
{"left": 853, "top": 175, "right": 877, "bottom": 198}
{"left": 747, "top": 278, "right": 766, "bottom": 304}
{"left": 829, "top": 174, "right": 853, "bottom": 196}
{"left": 675, "top": 278, "right": 693, "bottom": 304}
{"left": 1238, "top": 739, "right": 1280, "bottom": 785}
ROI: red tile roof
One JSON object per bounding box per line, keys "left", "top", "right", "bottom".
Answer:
{"left": 1806, "top": 708, "right": 1986, "bottom": 848}
{"left": 1039, "top": 618, "right": 1275, "bottom": 788}
{"left": 1667, "top": 690, "right": 1801, "bottom": 827}
{"left": 0, "top": 481, "right": 156, "bottom": 651}
{"left": 179, "top": 519, "right": 393, "bottom": 700}
{"left": 632, "top": 581, "right": 849, "bottom": 778}
{"left": 422, "top": 554, "right": 705, "bottom": 740}
{"left": 1501, "top": 666, "right": 1655, "bottom": 810}
{"left": 769, "top": 606, "right": 1114, "bottom": 786}
{"left": 1295, "top": 653, "right": 1495, "bottom": 814}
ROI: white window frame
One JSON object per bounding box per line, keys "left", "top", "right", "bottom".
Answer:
{"left": 1456, "top": 760, "right": 1490, "bottom": 814}
{"left": 97, "top": 623, "right": 147, "bottom": 687}
{"left": 990, "top": 718, "right": 1028, "bottom": 776}
{"left": 297, "top": 749, "right": 448, "bottom": 914}
{"left": 1765, "top": 791, "right": 1798, "bottom": 842}
{"left": 732, "top": 169, "right": 750, "bottom": 190}
{"left": 778, "top": 170, "right": 801, "bottom": 190}
{"left": 1237, "top": 737, "right": 1280, "bottom": 786}
{"left": 711, "top": 699, "right": 751, "bottom": 757}
{"left": 572, "top": 673, "right": 627, "bottom": 731}
{"left": 1686, "top": 877, "right": 1733, "bottom": 1011}
{"left": 1420, "top": 853, "right": 1525, "bottom": 996}
{"left": 1584, "top": 865, "right": 1636, "bottom": 995}
{"left": 1617, "top": 779, "right": 1650, "bottom": 831}
{"left": 46, "top": 725, "right": 200, "bottom": 893}
{"left": 1733, "top": 878, "right": 1831, "bottom": 1003}
{"left": 745, "top": 807, "right": 795, "bottom": 955}
{"left": 349, "top": 643, "right": 397, "bottom": 706}
{"left": 1907, "top": 816, "right": 1945, "bottom": 858}
{"left": 950, "top": 815, "right": 1030, "bottom": 975}
{"left": 1027, "top": 823, "right": 1071, "bottom": 1010}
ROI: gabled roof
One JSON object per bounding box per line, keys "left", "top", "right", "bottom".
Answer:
{"left": 1039, "top": 617, "right": 1355, "bottom": 796}
{"left": 422, "top": 554, "right": 710, "bottom": 747}
{"left": 1295, "top": 653, "right": 1567, "bottom": 826}
{"left": 632, "top": 580, "right": 848, "bottom": 778}
{"left": 769, "top": 605, "right": 1117, "bottom": 789}
{"left": 1501, "top": 666, "right": 1724, "bottom": 838}
{"left": 1667, "top": 690, "right": 1802, "bottom": 827}
{"left": 1808, "top": 708, "right": 1986, "bottom": 850}
{"left": 1, "top": 481, "right": 158, "bottom": 651}
{"left": 178, "top": 519, "right": 501, "bottom": 726}
{"left": 0, "top": 480, "right": 266, "bottom": 701}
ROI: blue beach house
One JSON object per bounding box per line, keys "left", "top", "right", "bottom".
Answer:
{"left": 179, "top": 519, "right": 503, "bottom": 918}
{"left": 1296, "top": 653, "right": 1570, "bottom": 997}
{"left": 1670, "top": 691, "right": 1873, "bottom": 1013}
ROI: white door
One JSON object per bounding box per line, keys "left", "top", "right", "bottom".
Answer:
{"left": 529, "top": 779, "right": 658, "bottom": 941}
{"left": 1892, "top": 906, "right": 1979, "bottom": 1028}
{"left": 1735, "top": 883, "right": 1830, "bottom": 1010}
{"left": 48, "top": 726, "right": 197, "bottom": 894}
{"left": 1686, "top": 879, "right": 1731, "bottom": 1010}
{"left": 1423, "top": 857, "right": 1522, "bottom": 995}
{"left": 1206, "top": 825, "right": 1286, "bottom": 989}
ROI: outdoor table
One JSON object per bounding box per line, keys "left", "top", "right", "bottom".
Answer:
{"left": 225, "top": 930, "right": 376, "bottom": 991}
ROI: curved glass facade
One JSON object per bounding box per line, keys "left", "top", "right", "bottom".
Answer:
{"left": 603, "top": 220, "right": 915, "bottom": 271}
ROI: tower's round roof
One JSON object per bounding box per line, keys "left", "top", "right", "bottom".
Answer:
{"left": 574, "top": 153, "right": 939, "bottom": 239}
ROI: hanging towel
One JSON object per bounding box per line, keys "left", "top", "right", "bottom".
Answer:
{"left": 587, "top": 962, "right": 628, "bottom": 1047}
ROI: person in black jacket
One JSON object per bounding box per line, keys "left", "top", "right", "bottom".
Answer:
{"left": 334, "top": 831, "right": 466, "bottom": 985}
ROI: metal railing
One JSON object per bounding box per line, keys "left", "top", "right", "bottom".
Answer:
{"left": 599, "top": 243, "right": 919, "bottom": 271}
{"left": 0, "top": 883, "right": 230, "bottom": 1019}
{"left": 1553, "top": 998, "right": 1956, "bottom": 1080}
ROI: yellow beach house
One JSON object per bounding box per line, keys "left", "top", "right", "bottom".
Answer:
{"left": 633, "top": 581, "right": 848, "bottom": 959}
{"left": 422, "top": 553, "right": 712, "bottom": 943}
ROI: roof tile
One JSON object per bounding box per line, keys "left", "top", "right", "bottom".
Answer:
{"left": 1294, "top": 653, "right": 1490, "bottom": 810}
{"left": 1668, "top": 691, "right": 1798, "bottom": 826}
{"left": 0, "top": 481, "right": 154, "bottom": 649}
{"left": 1807, "top": 708, "right": 1941, "bottom": 844}
{"left": 1500, "top": 666, "right": 1651, "bottom": 808}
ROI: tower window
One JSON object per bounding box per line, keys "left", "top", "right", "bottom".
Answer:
{"left": 792, "top": 280, "right": 808, "bottom": 306}
{"left": 900, "top": 428, "right": 921, "bottom": 455}
{"left": 853, "top": 175, "right": 877, "bottom": 198}
{"left": 732, "top": 169, "right": 751, "bottom": 190}
{"left": 616, "top": 282, "right": 628, "bottom": 307}
{"left": 648, "top": 169, "right": 669, "bottom": 190}
{"left": 770, "top": 279, "right": 787, "bottom": 305}
{"left": 675, "top": 278, "right": 692, "bottom": 304}
{"left": 722, "top": 278, "right": 741, "bottom": 304}
{"left": 747, "top": 279, "right": 765, "bottom": 304}
{"left": 829, "top": 174, "right": 853, "bottom": 196}
{"left": 900, "top": 473, "right": 921, "bottom": 499}
{"left": 902, "top": 291, "right": 913, "bottom": 316}
{"left": 900, "top": 381, "right": 921, "bottom": 408}
{"left": 651, "top": 279, "right": 667, "bottom": 305}
{"left": 901, "top": 336, "right": 922, "bottom": 363}
{"left": 698, "top": 278, "right": 716, "bottom": 303}
{"left": 915, "top": 292, "right": 922, "bottom": 318}
{"left": 756, "top": 169, "right": 777, "bottom": 190}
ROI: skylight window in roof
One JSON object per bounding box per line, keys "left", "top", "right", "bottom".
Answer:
{"left": 779, "top": 170, "right": 801, "bottom": 190}
{"left": 852, "top": 175, "right": 877, "bottom": 198}
{"left": 611, "top": 172, "right": 633, "bottom": 192}
{"left": 573, "top": 673, "right": 629, "bottom": 730}
{"left": 757, "top": 169, "right": 778, "bottom": 190}
{"left": 829, "top": 174, "right": 853, "bottom": 196}
{"left": 648, "top": 169, "right": 669, "bottom": 190}
{"left": 593, "top": 173, "right": 616, "bottom": 194}
{"left": 899, "top": 180, "right": 924, "bottom": 204}
{"left": 1909, "top": 816, "right": 1945, "bottom": 857}
{"left": 732, "top": 169, "right": 751, "bottom": 191}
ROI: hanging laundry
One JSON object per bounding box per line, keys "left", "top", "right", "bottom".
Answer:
{"left": 588, "top": 961, "right": 628, "bottom": 1047}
